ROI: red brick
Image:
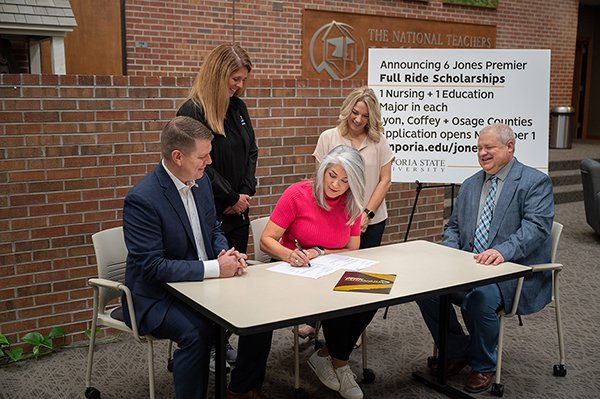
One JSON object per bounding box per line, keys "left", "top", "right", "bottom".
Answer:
{"left": 0, "top": 297, "right": 34, "bottom": 312}
{"left": 38, "top": 314, "right": 72, "bottom": 328}
{"left": 16, "top": 261, "right": 52, "bottom": 274}
{"left": 4, "top": 123, "right": 43, "bottom": 134}
{"left": 14, "top": 239, "right": 50, "bottom": 252}
{"left": 34, "top": 291, "right": 69, "bottom": 306}
{"left": 54, "top": 278, "right": 87, "bottom": 291}
{"left": 31, "top": 228, "right": 67, "bottom": 241}
{"left": 96, "top": 110, "right": 129, "bottom": 121}
{"left": 0, "top": 319, "right": 36, "bottom": 334}
{"left": 10, "top": 216, "right": 47, "bottom": 230}
{"left": 17, "top": 284, "right": 51, "bottom": 297}
{"left": 61, "top": 111, "right": 95, "bottom": 122}
{"left": 18, "top": 305, "right": 53, "bottom": 319}
{"left": 8, "top": 170, "right": 45, "bottom": 182}
{"left": 42, "top": 99, "right": 77, "bottom": 110}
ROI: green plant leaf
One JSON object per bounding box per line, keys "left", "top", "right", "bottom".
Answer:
{"left": 48, "top": 327, "right": 65, "bottom": 338}
{"left": 0, "top": 334, "right": 9, "bottom": 346}
{"left": 6, "top": 348, "right": 24, "bottom": 362}
{"left": 41, "top": 336, "right": 53, "bottom": 350}
{"left": 22, "top": 332, "right": 44, "bottom": 346}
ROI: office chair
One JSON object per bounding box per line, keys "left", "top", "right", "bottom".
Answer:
{"left": 249, "top": 216, "right": 374, "bottom": 399}
{"left": 490, "top": 221, "right": 566, "bottom": 396}
{"left": 428, "top": 221, "right": 566, "bottom": 396}
{"left": 249, "top": 216, "right": 271, "bottom": 264}
{"left": 580, "top": 158, "right": 600, "bottom": 235}
{"left": 85, "top": 226, "right": 173, "bottom": 399}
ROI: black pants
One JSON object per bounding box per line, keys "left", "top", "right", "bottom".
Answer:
{"left": 229, "top": 330, "right": 273, "bottom": 393}
{"left": 322, "top": 310, "right": 377, "bottom": 361}
{"left": 221, "top": 212, "right": 250, "bottom": 254}
{"left": 360, "top": 219, "right": 386, "bottom": 249}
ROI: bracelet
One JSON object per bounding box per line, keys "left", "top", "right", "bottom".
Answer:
{"left": 312, "top": 246, "right": 325, "bottom": 256}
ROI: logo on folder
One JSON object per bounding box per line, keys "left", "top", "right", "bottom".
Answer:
{"left": 309, "top": 20, "right": 366, "bottom": 80}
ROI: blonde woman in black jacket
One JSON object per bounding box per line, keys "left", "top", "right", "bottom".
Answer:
{"left": 178, "top": 43, "right": 258, "bottom": 255}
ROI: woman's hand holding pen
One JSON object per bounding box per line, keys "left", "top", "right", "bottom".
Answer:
{"left": 289, "top": 240, "right": 312, "bottom": 267}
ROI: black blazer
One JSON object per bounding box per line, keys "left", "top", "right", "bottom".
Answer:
{"left": 177, "top": 97, "right": 258, "bottom": 218}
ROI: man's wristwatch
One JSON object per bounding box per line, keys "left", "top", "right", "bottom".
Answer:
{"left": 312, "top": 246, "right": 325, "bottom": 256}
{"left": 364, "top": 208, "right": 375, "bottom": 219}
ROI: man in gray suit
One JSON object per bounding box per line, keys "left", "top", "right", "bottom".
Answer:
{"left": 417, "top": 123, "right": 554, "bottom": 393}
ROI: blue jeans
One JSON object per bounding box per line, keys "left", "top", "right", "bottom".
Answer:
{"left": 416, "top": 283, "right": 503, "bottom": 373}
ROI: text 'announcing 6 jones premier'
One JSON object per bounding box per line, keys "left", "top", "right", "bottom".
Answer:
{"left": 368, "top": 49, "right": 550, "bottom": 184}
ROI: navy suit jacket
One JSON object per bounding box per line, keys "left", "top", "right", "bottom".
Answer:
{"left": 443, "top": 158, "right": 554, "bottom": 315}
{"left": 122, "top": 162, "right": 229, "bottom": 335}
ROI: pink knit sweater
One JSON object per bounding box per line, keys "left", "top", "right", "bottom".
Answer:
{"left": 270, "top": 181, "right": 361, "bottom": 251}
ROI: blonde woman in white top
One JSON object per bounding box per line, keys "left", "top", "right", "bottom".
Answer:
{"left": 296, "top": 87, "right": 395, "bottom": 341}
{"left": 314, "top": 86, "right": 395, "bottom": 248}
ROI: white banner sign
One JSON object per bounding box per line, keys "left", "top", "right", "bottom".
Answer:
{"left": 368, "top": 49, "right": 550, "bottom": 184}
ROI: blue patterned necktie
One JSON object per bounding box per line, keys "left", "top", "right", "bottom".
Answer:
{"left": 473, "top": 176, "right": 498, "bottom": 254}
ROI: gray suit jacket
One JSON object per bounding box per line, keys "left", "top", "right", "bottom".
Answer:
{"left": 443, "top": 158, "right": 554, "bottom": 315}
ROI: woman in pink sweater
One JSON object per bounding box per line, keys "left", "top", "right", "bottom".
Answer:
{"left": 260, "top": 145, "right": 374, "bottom": 399}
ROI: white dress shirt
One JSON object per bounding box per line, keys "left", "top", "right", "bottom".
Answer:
{"left": 162, "top": 160, "right": 220, "bottom": 278}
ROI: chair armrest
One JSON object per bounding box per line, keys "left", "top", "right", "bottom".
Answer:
{"left": 503, "top": 262, "right": 562, "bottom": 318}
{"left": 88, "top": 277, "right": 122, "bottom": 290}
{"left": 87, "top": 278, "right": 144, "bottom": 342}
{"left": 530, "top": 262, "right": 563, "bottom": 272}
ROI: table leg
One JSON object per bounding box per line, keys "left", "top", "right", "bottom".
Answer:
{"left": 215, "top": 324, "right": 227, "bottom": 399}
{"left": 437, "top": 293, "right": 449, "bottom": 384}
{"left": 412, "top": 294, "right": 474, "bottom": 399}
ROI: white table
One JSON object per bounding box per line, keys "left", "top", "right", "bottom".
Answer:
{"left": 167, "top": 240, "right": 531, "bottom": 398}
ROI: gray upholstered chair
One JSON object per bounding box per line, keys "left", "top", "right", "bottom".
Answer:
{"left": 580, "top": 158, "right": 600, "bottom": 235}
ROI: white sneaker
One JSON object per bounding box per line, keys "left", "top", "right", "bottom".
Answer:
{"left": 307, "top": 351, "right": 340, "bottom": 391}
{"left": 209, "top": 348, "right": 231, "bottom": 374}
{"left": 335, "top": 364, "right": 363, "bottom": 399}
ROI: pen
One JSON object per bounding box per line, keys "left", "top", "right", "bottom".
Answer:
{"left": 294, "top": 239, "right": 311, "bottom": 267}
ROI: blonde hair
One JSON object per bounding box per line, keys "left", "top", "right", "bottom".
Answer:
{"left": 187, "top": 43, "right": 252, "bottom": 135}
{"left": 337, "top": 86, "right": 384, "bottom": 143}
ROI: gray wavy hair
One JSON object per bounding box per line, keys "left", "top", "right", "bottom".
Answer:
{"left": 481, "top": 123, "right": 516, "bottom": 146}
{"left": 313, "top": 145, "right": 365, "bottom": 225}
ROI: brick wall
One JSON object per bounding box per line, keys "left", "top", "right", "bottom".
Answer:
{"left": 125, "top": 0, "right": 578, "bottom": 106}
{"left": 0, "top": 74, "right": 444, "bottom": 343}
{"left": 0, "top": 0, "right": 579, "bottom": 346}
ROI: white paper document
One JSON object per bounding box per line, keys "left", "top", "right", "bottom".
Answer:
{"left": 267, "top": 254, "right": 378, "bottom": 279}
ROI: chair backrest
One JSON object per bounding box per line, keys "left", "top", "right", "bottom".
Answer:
{"left": 550, "top": 221, "right": 563, "bottom": 263}
{"left": 580, "top": 158, "right": 600, "bottom": 234}
{"left": 91, "top": 226, "right": 128, "bottom": 307}
{"left": 250, "top": 216, "right": 271, "bottom": 263}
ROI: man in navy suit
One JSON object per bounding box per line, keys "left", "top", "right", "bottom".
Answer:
{"left": 123, "top": 116, "right": 272, "bottom": 399}
{"left": 417, "top": 123, "right": 554, "bottom": 393}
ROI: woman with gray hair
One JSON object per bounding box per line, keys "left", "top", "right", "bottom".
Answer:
{"left": 261, "top": 145, "right": 374, "bottom": 399}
